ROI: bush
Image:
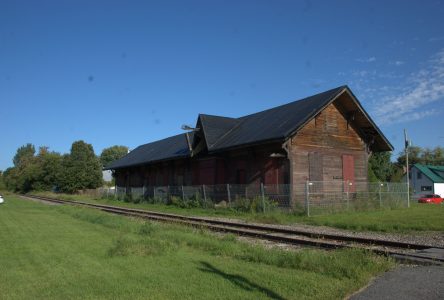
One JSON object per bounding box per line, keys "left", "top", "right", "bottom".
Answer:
{"left": 231, "top": 196, "right": 278, "bottom": 213}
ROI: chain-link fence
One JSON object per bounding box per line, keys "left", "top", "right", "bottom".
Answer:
{"left": 302, "top": 181, "right": 408, "bottom": 216}
{"left": 97, "top": 181, "right": 408, "bottom": 215}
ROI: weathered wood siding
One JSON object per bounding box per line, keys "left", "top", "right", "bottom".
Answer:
{"left": 289, "top": 101, "right": 368, "bottom": 200}
{"left": 114, "top": 143, "right": 290, "bottom": 188}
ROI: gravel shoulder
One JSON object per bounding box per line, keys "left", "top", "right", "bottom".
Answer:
{"left": 349, "top": 265, "right": 444, "bottom": 300}
{"left": 207, "top": 216, "right": 444, "bottom": 248}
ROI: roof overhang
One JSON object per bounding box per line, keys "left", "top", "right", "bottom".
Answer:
{"left": 285, "top": 86, "right": 393, "bottom": 152}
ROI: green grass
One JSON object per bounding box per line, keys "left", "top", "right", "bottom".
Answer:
{"left": 0, "top": 195, "right": 393, "bottom": 299}
{"left": 31, "top": 191, "right": 444, "bottom": 233}
{"left": 303, "top": 203, "right": 444, "bottom": 232}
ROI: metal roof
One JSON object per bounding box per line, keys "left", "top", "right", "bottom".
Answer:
{"left": 105, "top": 85, "right": 392, "bottom": 170}
{"left": 208, "top": 86, "right": 346, "bottom": 151}
{"left": 105, "top": 133, "right": 193, "bottom": 170}
{"left": 414, "top": 164, "right": 444, "bottom": 183}
{"left": 198, "top": 114, "right": 240, "bottom": 149}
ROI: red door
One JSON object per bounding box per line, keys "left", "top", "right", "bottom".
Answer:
{"left": 342, "top": 154, "right": 355, "bottom": 192}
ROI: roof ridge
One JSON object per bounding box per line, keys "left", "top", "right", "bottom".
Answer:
{"left": 237, "top": 85, "right": 347, "bottom": 120}
{"left": 199, "top": 113, "right": 237, "bottom": 120}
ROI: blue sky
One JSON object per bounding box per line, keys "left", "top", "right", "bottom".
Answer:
{"left": 1, "top": 0, "right": 444, "bottom": 170}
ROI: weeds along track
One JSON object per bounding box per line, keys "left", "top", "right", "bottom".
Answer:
{"left": 24, "top": 195, "right": 444, "bottom": 265}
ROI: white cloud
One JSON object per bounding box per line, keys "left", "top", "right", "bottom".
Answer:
{"left": 428, "top": 36, "right": 444, "bottom": 42}
{"left": 373, "top": 49, "right": 444, "bottom": 125}
{"left": 391, "top": 60, "right": 405, "bottom": 66}
{"left": 356, "top": 57, "right": 376, "bottom": 63}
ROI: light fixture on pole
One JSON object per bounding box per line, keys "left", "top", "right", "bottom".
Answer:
{"left": 181, "top": 124, "right": 200, "bottom": 157}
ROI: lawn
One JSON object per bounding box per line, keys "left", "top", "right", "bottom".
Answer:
{"left": 32, "top": 191, "right": 444, "bottom": 233}
{"left": 0, "top": 195, "right": 392, "bottom": 300}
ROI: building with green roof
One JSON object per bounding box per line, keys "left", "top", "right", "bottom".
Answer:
{"left": 410, "top": 163, "right": 444, "bottom": 197}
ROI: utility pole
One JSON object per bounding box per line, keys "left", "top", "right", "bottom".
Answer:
{"left": 404, "top": 129, "right": 410, "bottom": 208}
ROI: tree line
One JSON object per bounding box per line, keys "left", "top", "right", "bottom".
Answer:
{"left": 0, "top": 141, "right": 128, "bottom": 193}
{"left": 368, "top": 146, "right": 444, "bottom": 182}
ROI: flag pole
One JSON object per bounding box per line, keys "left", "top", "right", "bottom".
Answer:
{"left": 404, "top": 129, "right": 410, "bottom": 208}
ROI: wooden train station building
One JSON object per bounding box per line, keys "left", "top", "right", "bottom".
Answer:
{"left": 105, "top": 86, "right": 393, "bottom": 198}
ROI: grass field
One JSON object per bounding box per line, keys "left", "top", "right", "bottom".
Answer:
{"left": 32, "top": 191, "right": 444, "bottom": 233}
{"left": 0, "top": 195, "right": 393, "bottom": 299}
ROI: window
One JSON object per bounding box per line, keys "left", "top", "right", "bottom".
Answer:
{"left": 421, "top": 186, "right": 432, "bottom": 191}
{"left": 417, "top": 172, "right": 422, "bottom": 179}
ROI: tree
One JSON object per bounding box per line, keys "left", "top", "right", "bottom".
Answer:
{"left": 5, "top": 144, "right": 39, "bottom": 192}
{"left": 13, "top": 143, "right": 35, "bottom": 167}
{"left": 368, "top": 152, "right": 394, "bottom": 182}
{"left": 0, "top": 171, "right": 6, "bottom": 190}
{"left": 58, "top": 141, "right": 103, "bottom": 193}
{"left": 100, "top": 145, "right": 128, "bottom": 167}
{"left": 396, "top": 146, "right": 444, "bottom": 167}
{"left": 432, "top": 147, "right": 444, "bottom": 165}
{"left": 396, "top": 146, "right": 422, "bottom": 167}
{"left": 3, "top": 167, "right": 19, "bottom": 191}
{"left": 31, "top": 147, "right": 63, "bottom": 191}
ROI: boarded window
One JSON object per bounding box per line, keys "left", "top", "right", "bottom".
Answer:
{"left": 309, "top": 152, "right": 323, "bottom": 181}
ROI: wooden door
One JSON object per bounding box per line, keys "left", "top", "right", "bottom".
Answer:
{"left": 342, "top": 154, "right": 355, "bottom": 192}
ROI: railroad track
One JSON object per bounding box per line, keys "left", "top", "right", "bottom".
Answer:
{"left": 24, "top": 194, "right": 444, "bottom": 265}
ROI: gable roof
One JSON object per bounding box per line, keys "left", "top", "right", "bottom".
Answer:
{"left": 105, "top": 133, "right": 193, "bottom": 170}
{"left": 198, "top": 114, "right": 240, "bottom": 149}
{"left": 209, "top": 86, "right": 346, "bottom": 151}
{"left": 414, "top": 164, "right": 444, "bottom": 183}
{"left": 105, "top": 85, "right": 392, "bottom": 170}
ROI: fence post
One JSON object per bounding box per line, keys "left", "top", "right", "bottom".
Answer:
{"left": 379, "top": 183, "right": 382, "bottom": 208}
{"left": 227, "top": 184, "right": 231, "bottom": 206}
{"left": 260, "top": 183, "right": 266, "bottom": 213}
{"left": 346, "top": 180, "right": 350, "bottom": 210}
{"left": 181, "top": 185, "right": 185, "bottom": 202}
{"left": 305, "top": 181, "right": 310, "bottom": 217}
{"left": 153, "top": 186, "right": 156, "bottom": 199}
{"left": 142, "top": 185, "right": 145, "bottom": 201}
{"left": 202, "top": 185, "right": 207, "bottom": 208}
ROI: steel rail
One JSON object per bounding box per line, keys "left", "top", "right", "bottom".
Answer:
{"left": 24, "top": 195, "right": 444, "bottom": 265}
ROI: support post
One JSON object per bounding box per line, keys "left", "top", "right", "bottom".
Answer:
{"left": 379, "top": 183, "right": 382, "bottom": 208}
{"left": 404, "top": 129, "right": 410, "bottom": 208}
{"left": 305, "top": 181, "right": 310, "bottom": 217}
{"left": 260, "top": 183, "right": 266, "bottom": 213}
{"left": 227, "top": 184, "right": 231, "bottom": 206}
{"left": 202, "top": 185, "right": 207, "bottom": 208}
{"left": 346, "top": 180, "right": 350, "bottom": 210}
{"left": 167, "top": 185, "right": 170, "bottom": 204}
{"left": 181, "top": 185, "right": 185, "bottom": 202}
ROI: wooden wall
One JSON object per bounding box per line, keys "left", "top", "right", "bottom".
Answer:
{"left": 114, "top": 143, "right": 290, "bottom": 188}
{"left": 288, "top": 101, "right": 368, "bottom": 202}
